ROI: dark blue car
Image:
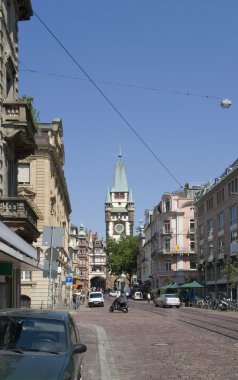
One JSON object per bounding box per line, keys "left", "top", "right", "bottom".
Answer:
{"left": 0, "top": 309, "right": 87, "bottom": 380}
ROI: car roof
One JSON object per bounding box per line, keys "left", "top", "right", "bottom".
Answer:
{"left": 0, "top": 309, "right": 70, "bottom": 321}
{"left": 89, "top": 290, "right": 102, "bottom": 294}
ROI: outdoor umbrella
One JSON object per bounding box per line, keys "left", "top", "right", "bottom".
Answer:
{"left": 179, "top": 281, "right": 204, "bottom": 289}
{"left": 160, "top": 283, "right": 179, "bottom": 290}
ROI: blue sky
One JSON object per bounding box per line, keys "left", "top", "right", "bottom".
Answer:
{"left": 19, "top": 1, "right": 238, "bottom": 239}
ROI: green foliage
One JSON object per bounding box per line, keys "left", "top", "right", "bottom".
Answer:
{"left": 163, "top": 277, "right": 173, "bottom": 285}
{"left": 19, "top": 95, "right": 39, "bottom": 129}
{"left": 106, "top": 235, "right": 140, "bottom": 285}
{"left": 222, "top": 260, "right": 238, "bottom": 297}
{"left": 151, "top": 288, "right": 158, "bottom": 297}
{"left": 222, "top": 260, "right": 238, "bottom": 284}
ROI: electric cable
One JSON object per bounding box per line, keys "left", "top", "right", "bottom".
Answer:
{"left": 19, "top": 61, "right": 221, "bottom": 100}
{"left": 32, "top": 10, "right": 183, "bottom": 188}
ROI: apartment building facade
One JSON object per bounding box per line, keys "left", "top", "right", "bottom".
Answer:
{"left": 72, "top": 224, "right": 90, "bottom": 292}
{"left": 89, "top": 237, "right": 106, "bottom": 290}
{"left": 195, "top": 160, "right": 238, "bottom": 297}
{"left": 152, "top": 189, "right": 197, "bottom": 288}
{"left": 138, "top": 188, "right": 199, "bottom": 291}
{"left": 19, "top": 120, "right": 71, "bottom": 308}
{"left": 0, "top": 0, "right": 43, "bottom": 308}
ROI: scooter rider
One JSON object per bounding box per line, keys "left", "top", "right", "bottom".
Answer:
{"left": 111, "top": 290, "right": 128, "bottom": 310}
{"left": 118, "top": 290, "right": 128, "bottom": 306}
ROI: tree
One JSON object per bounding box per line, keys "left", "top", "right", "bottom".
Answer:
{"left": 222, "top": 260, "right": 238, "bottom": 300}
{"left": 106, "top": 235, "right": 140, "bottom": 286}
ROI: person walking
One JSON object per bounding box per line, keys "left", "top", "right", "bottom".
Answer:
{"left": 147, "top": 292, "right": 151, "bottom": 303}
{"left": 72, "top": 293, "right": 77, "bottom": 310}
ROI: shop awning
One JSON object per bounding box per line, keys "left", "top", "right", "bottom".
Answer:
{"left": 0, "top": 221, "right": 42, "bottom": 270}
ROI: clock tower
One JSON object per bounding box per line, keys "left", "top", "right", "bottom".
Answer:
{"left": 105, "top": 148, "right": 134, "bottom": 240}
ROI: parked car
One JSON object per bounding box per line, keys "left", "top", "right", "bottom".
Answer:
{"left": 154, "top": 293, "right": 181, "bottom": 308}
{"left": 0, "top": 309, "right": 87, "bottom": 380}
{"left": 88, "top": 291, "right": 104, "bottom": 307}
{"left": 109, "top": 290, "right": 121, "bottom": 297}
{"left": 132, "top": 291, "right": 143, "bottom": 300}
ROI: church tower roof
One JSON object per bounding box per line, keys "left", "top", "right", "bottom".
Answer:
{"left": 105, "top": 187, "right": 111, "bottom": 203}
{"left": 128, "top": 188, "right": 134, "bottom": 203}
{"left": 111, "top": 146, "right": 129, "bottom": 192}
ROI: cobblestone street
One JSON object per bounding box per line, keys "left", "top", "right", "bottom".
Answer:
{"left": 69, "top": 297, "right": 238, "bottom": 380}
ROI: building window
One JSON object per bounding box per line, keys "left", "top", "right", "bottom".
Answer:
{"left": 217, "top": 188, "right": 225, "bottom": 205}
{"left": 208, "top": 242, "right": 213, "bottom": 257}
{"left": 230, "top": 205, "right": 238, "bottom": 226}
{"left": 199, "top": 245, "right": 204, "bottom": 259}
{"left": 207, "top": 219, "right": 213, "bottom": 238}
{"left": 228, "top": 178, "right": 238, "bottom": 196}
{"left": 207, "top": 197, "right": 213, "bottom": 212}
{"left": 21, "top": 271, "right": 32, "bottom": 281}
{"left": 115, "top": 192, "right": 124, "bottom": 199}
{"left": 198, "top": 204, "right": 204, "bottom": 217}
{"left": 218, "top": 237, "right": 224, "bottom": 254}
{"left": 189, "top": 258, "right": 196, "bottom": 270}
{"left": 164, "top": 239, "right": 170, "bottom": 252}
{"left": 164, "top": 220, "right": 170, "bottom": 233}
{"left": 190, "top": 219, "right": 195, "bottom": 233}
{"left": 165, "top": 260, "right": 171, "bottom": 271}
{"left": 164, "top": 198, "right": 171, "bottom": 212}
{"left": 198, "top": 225, "right": 204, "bottom": 240}
{"left": 18, "top": 163, "right": 30, "bottom": 184}
{"left": 190, "top": 237, "right": 195, "bottom": 252}
{"left": 217, "top": 212, "right": 224, "bottom": 232}
{"left": 230, "top": 230, "right": 238, "bottom": 244}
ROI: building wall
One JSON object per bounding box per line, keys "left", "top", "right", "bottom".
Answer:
{"left": 20, "top": 121, "right": 71, "bottom": 308}
{"left": 195, "top": 161, "right": 238, "bottom": 297}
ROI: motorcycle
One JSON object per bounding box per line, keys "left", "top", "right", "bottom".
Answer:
{"left": 109, "top": 302, "right": 129, "bottom": 313}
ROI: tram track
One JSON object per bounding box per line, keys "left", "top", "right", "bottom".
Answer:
{"left": 130, "top": 300, "right": 238, "bottom": 341}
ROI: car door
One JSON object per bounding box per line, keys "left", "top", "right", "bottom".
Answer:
{"left": 69, "top": 316, "right": 82, "bottom": 380}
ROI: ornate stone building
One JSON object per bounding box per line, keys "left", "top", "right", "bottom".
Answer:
{"left": 105, "top": 149, "right": 134, "bottom": 240}
{"left": 105, "top": 148, "right": 134, "bottom": 289}
{"left": 73, "top": 224, "right": 90, "bottom": 292}
{"left": 89, "top": 236, "right": 106, "bottom": 290}
{"left": 0, "top": 0, "right": 42, "bottom": 308}
{"left": 19, "top": 119, "right": 71, "bottom": 308}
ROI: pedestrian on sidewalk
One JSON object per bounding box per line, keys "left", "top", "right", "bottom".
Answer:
{"left": 72, "top": 293, "right": 77, "bottom": 310}
{"left": 147, "top": 292, "right": 151, "bottom": 303}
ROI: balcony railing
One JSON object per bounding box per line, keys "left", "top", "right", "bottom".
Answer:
{"left": 0, "top": 197, "right": 40, "bottom": 243}
{"left": 2, "top": 101, "right": 37, "bottom": 159}
{"left": 160, "top": 228, "right": 173, "bottom": 235}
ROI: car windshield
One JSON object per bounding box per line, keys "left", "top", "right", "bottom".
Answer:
{"left": 0, "top": 317, "right": 67, "bottom": 352}
{"left": 90, "top": 293, "right": 102, "bottom": 298}
{"left": 164, "top": 294, "right": 177, "bottom": 298}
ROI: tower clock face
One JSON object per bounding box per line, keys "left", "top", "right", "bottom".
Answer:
{"left": 115, "top": 223, "right": 125, "bottom": 234}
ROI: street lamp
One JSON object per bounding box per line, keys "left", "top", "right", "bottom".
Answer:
{"left": 220, "top": 98, "right": 232, "bottom": 109}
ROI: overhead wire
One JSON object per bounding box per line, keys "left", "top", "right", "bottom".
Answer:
{"left": 19, "top": 62, "right": 221, "bottom": 100}
{"left": 32, "top": 11, "right": 184, "bottom": 188}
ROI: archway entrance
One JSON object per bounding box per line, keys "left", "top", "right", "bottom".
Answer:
{"left": 90, "top": 276, "right": 106, "bottom": 291}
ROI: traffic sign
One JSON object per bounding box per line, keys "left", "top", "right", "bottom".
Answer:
{"left": 66, "top": 276, "right": 72, "bottom": 286}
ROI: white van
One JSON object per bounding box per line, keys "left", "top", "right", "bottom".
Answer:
{"left": 88, "top": 291, "right": 104, "bottom": 307}
{"left": 132, "top": 291, "right": 143, "bottom": 300}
